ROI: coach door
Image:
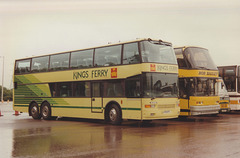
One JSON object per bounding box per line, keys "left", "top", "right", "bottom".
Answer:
{"left": 91, "top": 82, "right": 103, "bottom": 113}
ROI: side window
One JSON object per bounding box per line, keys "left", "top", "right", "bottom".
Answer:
{"left": 73, "top": 82, "right": 90, "bottom": 97}
{"left": 238, "top": 66, "right": 240, "bottom": 93}
{"left": 94, "top": 45, "right": 121, "bottom": 67}
{"left": 15, "top": 59, "right": 31, "bottom": 74}
{"left": 179, "top": 78, "right": 187, "bottom": 98}
{"left": 71, "top": 50, "right": 93, "bottom": 69}
{"left": 58, "top": 82, "right": 72, "bottom": 97}
{"left": 92, "top": 82, "right": 101, "bottom": 97}
{"left": 49, "top": 82, "right": 72, "bottom": 97}
{"left": 123, "top": 43, "right": 140, "bottom": 64}
{"left": 224, "top": 76, "right": 236, "bottom": 92}
{"left": 31, "top": 56, "right": 49, "bottom": 72}
{"left": 175, "top": 48, "right": 188, "bottom": 68}
{"left": 218, "top": 67, "right": 223, "bottom": 77}
{"left": 125, "top": 76, "right": 141, "bottom": 98}
{"left": 103, "top": 80, "right": 124, "bottom": 97}
{"left": 224, "top": 67, "right": 236, "bottom": 92}
{"left": 49, "top": 83, "right": 56, "bottom": 97}
{"left": 14, "top": 82, "right": 18, "bottom": 89}
{"left": 50, "top": 53, "right": 70, "bottom": 71}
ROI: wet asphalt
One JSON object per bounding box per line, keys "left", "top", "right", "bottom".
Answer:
{"left": 1, "top": 102, "right": 240, "bottom": 158}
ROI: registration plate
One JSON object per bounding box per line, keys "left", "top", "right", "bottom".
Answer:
{"left": 163, "top": 110, "right": 171, "bottom": 114}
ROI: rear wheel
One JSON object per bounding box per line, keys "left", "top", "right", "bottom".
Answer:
{"left": 41, "top": 102, "right": 52, "bottom": 120}
{"left": 30, "top": 102, "right": 41, "bottom": 120}
{"left": 106, "top": 104, "right": 122, "bottom": 125}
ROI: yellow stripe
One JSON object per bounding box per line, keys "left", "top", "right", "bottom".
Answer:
{"left": 230, "top": 100, "right": 240, "bottom": 104}
{"left": 179, "top": 69, "right": 218, "bottom": 78}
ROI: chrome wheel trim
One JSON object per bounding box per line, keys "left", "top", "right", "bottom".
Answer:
{"left": 109, "top": 108, "right": 117, "bottom": 122}
{"left": 42, "top": 106, "right": 49, "bottom": 117}
{"left": 31, "top": 106, "right": 38, "bottom": 116}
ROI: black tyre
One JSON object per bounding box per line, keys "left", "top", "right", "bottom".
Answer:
{"left": 41, "top": 102, "right": 52, "bottom": 120}
{"left": 30, "top": 102, "right": 41, "bottom": 120}
{"left": 106, "top": 104, "right": 122, "bottom": 125}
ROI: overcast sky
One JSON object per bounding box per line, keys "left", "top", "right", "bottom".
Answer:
{"left": 0, "top": 0, "right": 240, "bottom": 89}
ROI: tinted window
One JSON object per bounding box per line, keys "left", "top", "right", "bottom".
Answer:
{"left": 15, "top": 59, "right": 31, "bottom": 74}
{"left": 49, "top": 82, "right": 72, "bottom": 97}
{"left": 143, "top": 73, "right": 178, "bottom": 98}
{"left": 218, "top": 67, "right": 223, "bottom": 77}
{"left": 92, "top": 82, "right": 101, "bottom": 97}
{"left": 125, "top": 75, "right": 141, "bottom": 98}
{"left": 224, "top": 67, "right": 236, "bottom": 76}
{"left": 31, "top": 56, "right": 49, "bottom": 72}
{"left": 179, "top": 78, "right": 187, "bottom": 98}
{"left": 50, "top": 53, "right": 70, "bottom": 71}
{"left": 196, "top": 78, "right": 216, "bottom": 96}
{"left": 184, "top": 47, "right": 217, "bottom": 70}
{"left": 238, "top": 78, "right": 240, "bottom": 93}
{"left": 58, "top": 82, "right": 72, "bottom": 97}
{"left": 174, "top": 48, "right": 188, "bottom": 68}
{"left": 94, "top": 45, "right": 121, "bottom": 67}
{"left": 71, "top": 50, "right": 93, "bottom": 68}
{"left": 49, "top": 83, "right": 57, "bottom": 97}
{"left": 123, "top": 43, "right": 140, "bottom": 64}
{"left": 179, "top": 78, "right": 195, "bottom": 98}
{"left": 73, "top": 82, "right": 90, "bottom": 97}
{"left": 224, "top": 76, "right": 236, "bottom": 92}
{"left": 238, "top": 66, "right": 240, "bottom": 77}
{"left": 103, "top": 80, "right": 124, "bottom": 97}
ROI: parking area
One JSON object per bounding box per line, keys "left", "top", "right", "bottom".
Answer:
{"left": 1, "top": 102, "right": 240, "bottom": 158}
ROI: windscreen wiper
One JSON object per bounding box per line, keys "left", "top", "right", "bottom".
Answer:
{"left": 147, "top": 38, "right": 172, "bottom": 46}
{"left": 196, "top": 66, "right": 210, "bottom": 70}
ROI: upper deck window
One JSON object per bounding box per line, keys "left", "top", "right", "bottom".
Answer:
{"left": 123, "top": 43, "right": 140, "bottom": 64}
{"left": 223, "top": 67, "right": 236, "bottom": 92}
{"left": 31, "top": 56, "right": 49, "bottom": 72}
{"left": 140, "top": 41, "right": 177, "bottom": 64}
{"left": 15, "top": 59, "right": 31, "bottom": 74}
{"left": 94, "top": 45, "right": 121, "bottom": 67}
{"left": 184, "top": 47, "right": 217, "bottom": 70}
{"left": 174, "top": 48, "right": 189, "bottom": 68}
{"left": 50, "top": 53, "right": 70, "bottom": 71}
{"left": 71, "top": 49, "right": 93, "bottom": 68}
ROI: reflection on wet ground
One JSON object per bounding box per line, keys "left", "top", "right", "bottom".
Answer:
{"left": 1, "top": 103, "right": 240, "bottom": 158}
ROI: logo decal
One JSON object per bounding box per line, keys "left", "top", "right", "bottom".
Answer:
{"left": 150, "top": 64, "right": 156, "bottom": 71}
{"left": 111, "top": 68, "right": 117, "bottom": 78}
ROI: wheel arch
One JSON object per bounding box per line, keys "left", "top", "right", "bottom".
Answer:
{"left": 40, "top": 100, "right": 51, "bottom": 108}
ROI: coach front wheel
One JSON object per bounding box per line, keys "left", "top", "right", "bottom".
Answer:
{"left": 106, "top": 104, "right": 122, "bottom": 125}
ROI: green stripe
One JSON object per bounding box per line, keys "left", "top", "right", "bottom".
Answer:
{"left": 219, "top": 102, "right": 229, "bottom": 104}
{"left": 53, "top": 106, "right": 141, "bottom": 111}
{"left": 122, "top": 108, "right": 141, "bottom": 111}
{"left": 14, "top": 104, "right": 141, "bottom": 111}
{"left": 52, "top": 106, "right": 101, "bottom": 109}
{"left": 14, "top": 105, "right": 29, "bottom": 107}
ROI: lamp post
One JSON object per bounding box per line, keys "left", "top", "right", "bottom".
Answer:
{"left": 0, "top": 56, "right": 4, "bottom": 103}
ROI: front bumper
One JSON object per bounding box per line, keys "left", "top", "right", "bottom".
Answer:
{"left": 219, "top": 108, "right": 231, "bottom": 113}
{"left": 230, "top": 104, "right": 240, "bottom": 110}
{"left": 190, "top": 105, "right": 220, "bottom": 116}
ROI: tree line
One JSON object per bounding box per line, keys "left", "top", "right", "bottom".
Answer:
{"left": 0, "top": 86, "right": 13, "bottom": 101}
